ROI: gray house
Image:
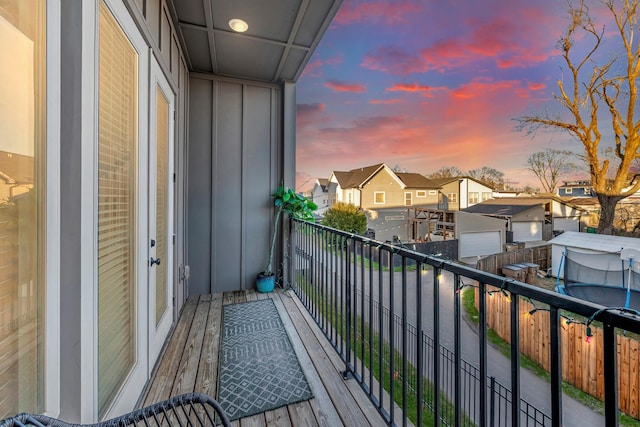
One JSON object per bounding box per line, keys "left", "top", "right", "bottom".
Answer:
{"left": 1, "top": 0, "right": 341, "bottom": 422}
{"left": 463, "top": 196, "right": 587, "bottom": 242}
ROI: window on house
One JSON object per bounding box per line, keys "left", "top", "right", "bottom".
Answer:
{"left": 0, "top": 0, "right": 46, "bottom": 417}
{"left": 482, "top": 192, "right": 492, "bottom": 201}
{"left": 97, "top": 1, "right": 138, "bottom": 415}
{"left": 405, "top": 192, "right": 412, "bottom": 206}
{"left": 374, "top": 192, "right": 385, "bottom": 204}
{"left": 416, "top": 190, "right": 426, "bottom": 197}
{"left": 469, "top": 192, "right": 479, "bottom": 204}
{"left": 447, "top": 193, "right": 457, "bottom": 203}
{"left": 566, "top": 188, "right": 572, "bottom": 194}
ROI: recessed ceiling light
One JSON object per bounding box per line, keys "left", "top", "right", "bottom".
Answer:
{"left": 229, "top": 19, "right": 248, "bottom": 33}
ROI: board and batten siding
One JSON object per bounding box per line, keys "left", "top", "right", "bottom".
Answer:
{"left": 187, "top": 77, "right": 283, "bottom": 294}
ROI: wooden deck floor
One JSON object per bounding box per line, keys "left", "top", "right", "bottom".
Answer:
{"left": 139, "top": 289, "right": 387, "bottom": 426}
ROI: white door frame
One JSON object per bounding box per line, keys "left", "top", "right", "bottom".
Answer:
{"left": 148, "top": 55, "right": 175, "bottom": 366}
{"left": 81, "top": 0, "right": 150, "bottom": 420}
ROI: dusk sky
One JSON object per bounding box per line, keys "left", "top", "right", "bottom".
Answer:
{"left": 295, "top": 0, "right": 617, "bottom": 191}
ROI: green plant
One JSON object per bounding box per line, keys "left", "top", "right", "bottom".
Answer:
{"left": 321, "top": 201, "right": 367, "bottom": 234}
{"left": 263, "top": 185, "right": 317, "bottom": 276}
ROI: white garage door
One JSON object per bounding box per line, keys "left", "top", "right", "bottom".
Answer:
{"left": 512, "top": 221, "right": 543, "bottom": 242}
{"left": 460, "top": 231, "right": 501, "bottom": 258}
{"left": 554, "top": 217, "right": 579, "bottom": 232}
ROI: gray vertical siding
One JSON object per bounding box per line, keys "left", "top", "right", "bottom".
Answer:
{"left": 187, "top": 78, "right": 213, "bottom": 295}
{"left": 188, "top": 76, "right": 281, "bottom": 294}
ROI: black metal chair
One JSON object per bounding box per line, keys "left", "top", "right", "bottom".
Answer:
{"left": 0, "top": 393, "right": 231, "bottom": 427}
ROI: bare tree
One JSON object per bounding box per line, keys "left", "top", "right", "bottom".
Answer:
{"left": 526, "top": 149, "right": 577, "bottom": 193}
{"left": 517, "top": 0, "right": 640, "bottom": 234}
{"left": 468, "top": 166, "right": 505, "bottom": 189}
{"left": 427, "top": 166, "right": 463, "bottom": 178}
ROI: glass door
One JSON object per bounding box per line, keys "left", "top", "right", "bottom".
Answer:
{"left": 148, "top": 58, "right": 174, "bottom": 364}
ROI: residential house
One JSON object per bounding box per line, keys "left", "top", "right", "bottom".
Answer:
{"left": 1, "top": 0, "right": 341, "bottom": 422}
{"left": 427, "top": 176, "right": 494, "bottom": 210}
{"left": 557, "top": 180, "right": 594, "bottom": 197}
{"left": 463, "top": 196, "right": 587, "bottom": 242}
{"left": 328, "top": 163, "right": 440, "bottom": 210}
{"left": 309, "top": 178, "right": 336, "bottom": 216}
{"left": 559, "top": 179, "right": 640, "bottom": 232}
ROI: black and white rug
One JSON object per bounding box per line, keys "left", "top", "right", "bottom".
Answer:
{"left": 217, "top": 299, "right": 313, "bottom": 420}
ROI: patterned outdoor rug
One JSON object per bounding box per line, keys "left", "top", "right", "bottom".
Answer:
{"left": 217, "top": 299, "right": 313, "bottom": 421}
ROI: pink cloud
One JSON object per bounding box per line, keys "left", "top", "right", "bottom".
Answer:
{"left": 386, "top": 83, "right": 432, "bottom": 93}
{"left": 361, "top": 47, "right": 426, "bottom": 75}
{"left": 324, "top": 79, "right": 367, "bottom": 93}
{"left": 297, "top": 103, "right": 327, "bottom": 128}
{"left": 370, "top": 98, "right": 404, "bottom": 105}
{"left": 334, "top": 1, "right": 422, "bottom": 26}
{"left": 527, "top": 81, "right": 546, "bottom": 91}
{"left": 301, "top": 54, "right": 344, "bottom": 78}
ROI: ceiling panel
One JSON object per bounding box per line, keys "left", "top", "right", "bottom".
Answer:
{"left": 210, "top": 0, "right": 301, "bottom": 43}
{"left": 171, "top": 0, "right": 343, "bottom": 83}
{"left": 294, "top": 0, "right": 335, "bottom": 47}
{"left": 280, "top": 48, "right": 307, "bottom": 82}
{"left": 173, "top": 0, "right": 206, "bottom": 27}
{"left": 181, "top": 26, "right": 213, "bottom": 73}
{"left": 215, "top": 33, "right": 285, "bottom": 82}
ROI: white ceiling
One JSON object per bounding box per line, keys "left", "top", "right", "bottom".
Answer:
{"left": 171, "top": 0, "right": 342, "bottom": 83}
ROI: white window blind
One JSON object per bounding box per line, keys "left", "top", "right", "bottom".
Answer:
{"left": 97, "top": 1, "right": 138, "bottom": 416}
{"left": 155, "top": 86, "right": 168, "bottom": 325}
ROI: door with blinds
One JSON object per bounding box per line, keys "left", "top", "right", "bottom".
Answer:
{"left": 97, "top": 0, "right": 149, "bottom": 417}
{"left": 148, "top": 58, "right": 175, "bottom": 363}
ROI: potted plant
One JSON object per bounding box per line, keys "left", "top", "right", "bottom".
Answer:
{"left": 257, "top": 185, "right": 317, "bottom": 292}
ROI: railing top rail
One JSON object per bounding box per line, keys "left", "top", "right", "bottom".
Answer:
{"left": 293, "top": 219, "right": 640, "bottom": 334}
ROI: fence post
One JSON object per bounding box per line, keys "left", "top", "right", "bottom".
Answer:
{"left": 342, "top": 236, "right": 353, "bottom": 379}
{"left": 490, "top": 376, "right": 496, "bottom": 427}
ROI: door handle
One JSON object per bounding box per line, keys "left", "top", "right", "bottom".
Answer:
{"left": 150, "top": 257, "right": 161, "bottom": 266}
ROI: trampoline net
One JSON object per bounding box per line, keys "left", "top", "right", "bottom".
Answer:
{"left": 565, "top": 248, "right": 632, "bottom": 288}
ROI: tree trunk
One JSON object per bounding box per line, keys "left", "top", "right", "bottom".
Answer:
{"left": 596, "top": 194, "right": 625, "bottom": 235}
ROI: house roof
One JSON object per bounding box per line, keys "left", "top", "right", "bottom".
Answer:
{"left": 172, "top": 0, "right": 343, "bottom": 83}
{"left": 463, "top": 196, "right": 587, "bottom": 216}
{"left": 463, "top": 203, "right": 538, "bottom": 217}
{"left": 425, "top": 177, "right": 460, "bottom": 187}
{"left": 425, "top": 175, "right": 494, "bottom": 189}
{"left": 395, "top": 172, "right": 438, "bottom": 188}
{"left": 316, "top": 178, "right": 329, "bottom": 191}
{"left": 0, "top": 151, "right": 33, "bottom": 184}
{"left": 331, "top": 163, "right": 385, "bottom": 188}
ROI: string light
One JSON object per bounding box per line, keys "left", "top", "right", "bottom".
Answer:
{"left": 584, "top": 306, "right": 640, "bottom": 343}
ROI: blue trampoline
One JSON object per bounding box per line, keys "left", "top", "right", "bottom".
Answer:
{"left": 556, "top": 248, "right": 640, "bottom": 311}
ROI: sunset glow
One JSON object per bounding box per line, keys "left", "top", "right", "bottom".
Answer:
{"left": 296, "top": 0, "right": 613, "bottom": 191}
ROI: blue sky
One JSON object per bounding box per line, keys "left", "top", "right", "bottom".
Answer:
{"left": 295, "top": 0, "right": 620, "bottom": 190}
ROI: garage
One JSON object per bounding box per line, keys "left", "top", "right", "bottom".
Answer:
{"left": 554, "top": 217, "right": 580, "bottom": 232}
{"left": 459, "top": 231, "right": 502, "bottom": 258}
{"left": 512, "top": 221, "right": 543, "bottom": 242}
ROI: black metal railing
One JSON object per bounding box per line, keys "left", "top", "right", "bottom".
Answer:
{"left": 289, "top": 219, "right": 640, "bottom": 427}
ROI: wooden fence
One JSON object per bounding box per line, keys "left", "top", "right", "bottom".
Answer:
{"left": 475, "top": 287, "right": 640, "bottom": 418}
{"left": 475, "top": 245, "right": 551, "bottom": 275}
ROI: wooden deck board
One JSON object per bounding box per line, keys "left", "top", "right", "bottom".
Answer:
{"left": 140, "top": 290, "right": 387, "bottom": 426}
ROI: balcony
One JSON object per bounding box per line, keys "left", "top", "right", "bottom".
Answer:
{"left": 140, "top": 290, "right": 389, "bottom": 426}
{"left": 143, "top": 220, "right": 640, "bottom": 426}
